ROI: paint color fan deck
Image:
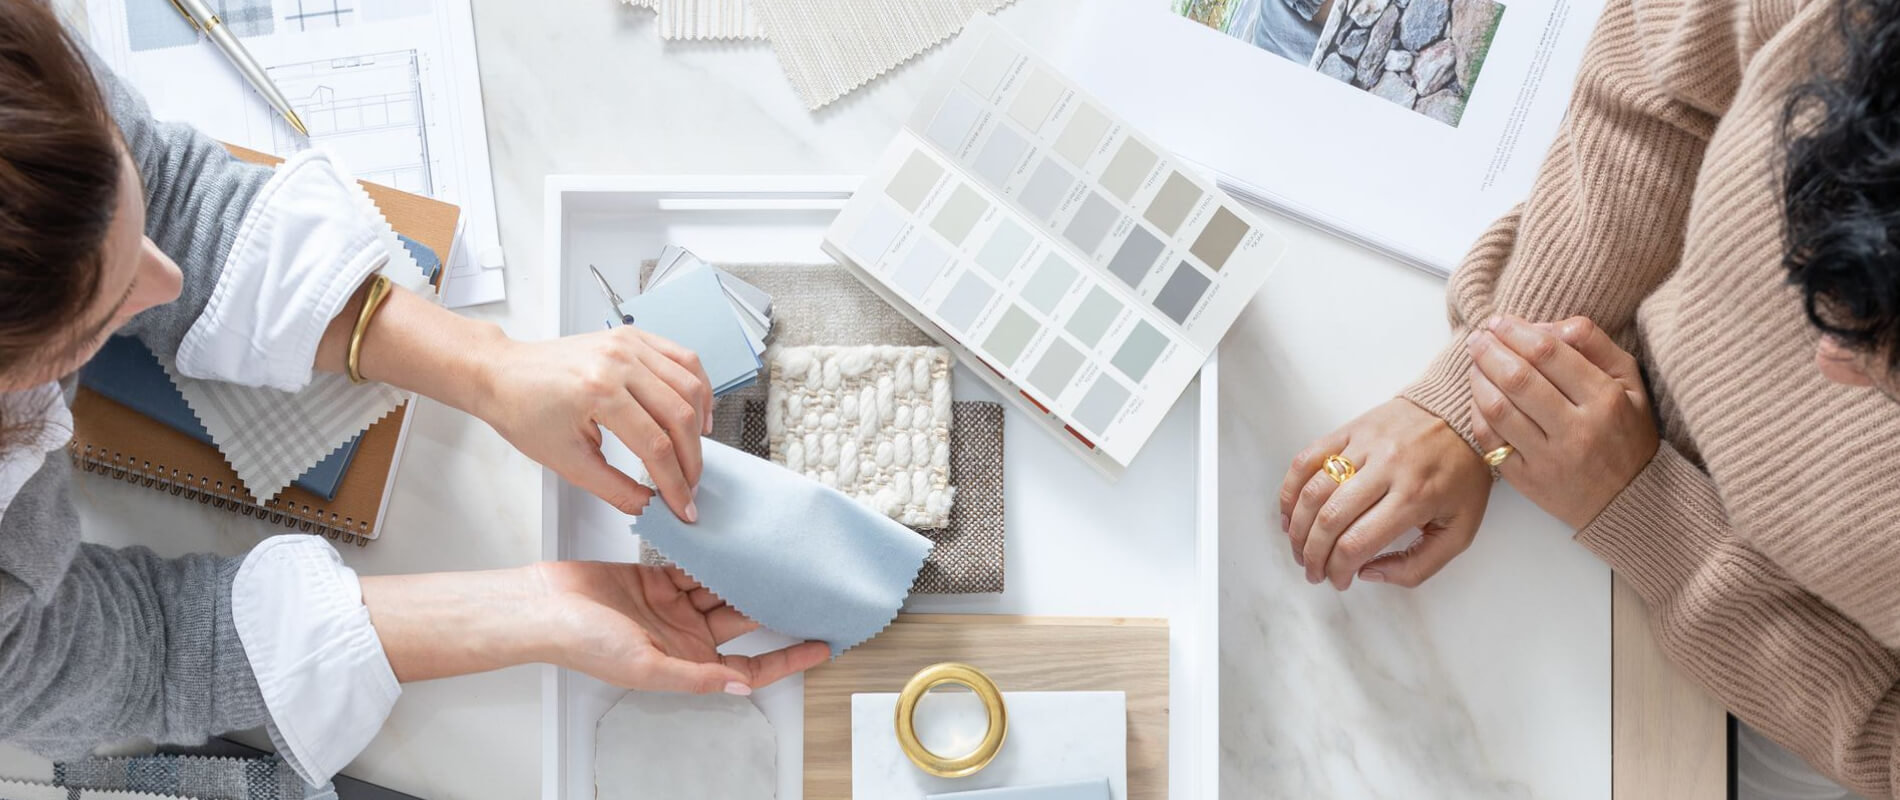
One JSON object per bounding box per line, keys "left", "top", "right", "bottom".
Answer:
{"left": 824, "top": 16, "right": 1286, "bottom": 472}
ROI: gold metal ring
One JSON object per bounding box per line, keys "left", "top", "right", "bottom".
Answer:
{"left": 1321, "top": 454, "right": 1357, "bottom": 484}
{"left": 1482, "top": 445, "right": 1516, "bottom": 467}
{"left": 894, "top": 662, "right": 1008, "bottom": 778}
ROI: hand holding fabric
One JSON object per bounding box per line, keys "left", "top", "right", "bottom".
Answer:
{"left": 1466, "top": 315, "right": 1660, "bottom": 529}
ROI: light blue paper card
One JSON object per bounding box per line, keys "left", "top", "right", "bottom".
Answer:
{"left": 632, "top": 440, "right": 933, "bottom": 657}
{"left": 623, "top": 268, "right": 762, "bottom": 395}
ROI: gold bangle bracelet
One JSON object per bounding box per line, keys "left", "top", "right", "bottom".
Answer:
{"left": 346, "top": 274, "right": 393, "bottom": 385}
{"left": 894, "top": 662, "right": 1008, "bottom": 778}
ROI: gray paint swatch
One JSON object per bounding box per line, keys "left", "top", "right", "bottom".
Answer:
{"left": 1144, "top": 171, "right": 1201, "bottom": 236}
{"left": 1074, "top": 377, "right": 1130, "bottom": 434}
{"left": 938, "top": 271, "right": 994, "bottom": 334}
{"left": 1019, "top": 158, "right": 1075, "bottom": 222}
{"left": 1063, "top": 191, "right": 1119, "bottom": 255}
{"left": 1066, "top": 286, "right": 1121, "bottom": 347}
{"left": 1022, "top": 254, "right": 1078, "bottom": 313}
{"left": 1106, "top": 225, "right": 1164, "bottom": 289}
{"left": 982, "top": 303, "right": 1040, "bottom": 368}
{"left": 1112, "top": 320, "right": 1169, "bottom": 381}
{"left": 1154, "top": 261, "right": 1212, "bottom": 324}
{"left": 1027, "top": 338, "right": 1086, "bottom": 397}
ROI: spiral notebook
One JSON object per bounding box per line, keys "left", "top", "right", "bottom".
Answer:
{"left": 66, "top": 145, "right": 459, "bottom": 545}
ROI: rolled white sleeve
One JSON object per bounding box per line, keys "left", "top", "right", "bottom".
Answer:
{"left": 231, "top": 535, "right": 400, "bottom": 786}
{"left": 174, "top": 150, "right": 389, "bottom": 392}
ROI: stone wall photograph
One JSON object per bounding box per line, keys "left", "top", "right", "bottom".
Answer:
{"left": 1308, "top": 0, "right": 1505, "bottom": 126}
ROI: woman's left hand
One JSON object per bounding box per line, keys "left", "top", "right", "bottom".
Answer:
{"left": 1466, "top": 315, "right": 1659, "bottom": 529}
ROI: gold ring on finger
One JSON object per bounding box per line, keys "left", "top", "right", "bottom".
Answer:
{"left": 1322, "top": 454, "right": 1357, "bottom": 484}
{"left": 1482, "top": 445, "right": 1516, "bottom": 467}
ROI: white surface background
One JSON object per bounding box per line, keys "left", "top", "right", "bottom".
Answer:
{"left": 32, "top": 0, "right": 1611, "bottom": 796}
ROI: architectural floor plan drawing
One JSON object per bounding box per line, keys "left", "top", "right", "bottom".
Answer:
{"left": 269, "top": 52, "right": 433, "bottom": 195}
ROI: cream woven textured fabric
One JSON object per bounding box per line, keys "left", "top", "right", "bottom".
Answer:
{"left": 767, "top": 346, "right": 954, "bottom": 528}
{"left": 751, "top": 0, "right": 1017, "bottom": 108}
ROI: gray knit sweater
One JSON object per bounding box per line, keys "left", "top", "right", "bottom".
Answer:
{"left": 0, "top": 54, "right": 275, "bottom": 757}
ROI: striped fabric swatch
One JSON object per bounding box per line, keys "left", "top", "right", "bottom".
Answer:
{"left": 750, "top": 0, "right": 1017, "bottom": 108}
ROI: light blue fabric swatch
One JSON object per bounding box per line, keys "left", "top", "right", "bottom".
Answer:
{"left": 926, "top": 779, "right": 1114, "bottom": 800}
{"left": 631, "top": 440, "right": 932, "bottom": 657}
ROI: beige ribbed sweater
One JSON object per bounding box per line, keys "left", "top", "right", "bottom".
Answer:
{"left": 1399, "top": 0, "right": 1900, "bottom": 793}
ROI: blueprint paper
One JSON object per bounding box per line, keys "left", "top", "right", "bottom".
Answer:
{"left": 628, "top": 440, "right": 931, "bottom": 657}
{"left": 83, "top": 0, "right": 507, "bottom": 307}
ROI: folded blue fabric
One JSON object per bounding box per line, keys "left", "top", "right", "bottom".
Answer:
{"left": 925, "top": 779, "right": 1113, "bottom": 800}
{"left": 631, "top": 439, "right": 931, "bottom": 657}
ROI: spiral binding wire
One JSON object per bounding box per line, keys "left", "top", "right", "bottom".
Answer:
{"left": 69, "top": 443, "right": 370, "bottom": 546}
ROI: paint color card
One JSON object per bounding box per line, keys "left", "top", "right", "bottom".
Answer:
{"left": 933, "top": 184, "right": 989, "bottom": 245}
{"left": 1066, "top": 286, "right": 1121, "bottom": 347}
{"left": 927, "top": 90, "right": 984, "bottom": 154}
{"left": 1106, "top": 225, "right": 1164, "bottom": 289}
{"left": 1154, "top": 262, "right": 1211, "bottom": 324}
{"left": 1190, "top": 206, "right": 1249, "bottom": 271}
{"left": 983, "top": 304, "right": 1040, "bottom": 367}
{"left": 1009, "top": 67, "right": 1066, "bottom": 131}
{"left": 973, "top": 125, "right": 1031, "bottom": 185}
{"left": 1064, "top": 191, "right": 1119, "bottom": 255}
{"left": 1112, "top": 321, "right": 1168, "bottom": 381}
{"left": 1022, "top": 254, "right": 1078, "bottom": 313}
{"left": 960, "top": 35, "right": 1018, "bottom": 97}
{"left": 1100, "top": 138, "right": 1157, "bottom": 202}
{"left": 939, "top": 271, "right": 995, "bottom": 334}
{"left": 1074, "top": 376, "right": 1130, "bottom": 434}
{"left": 1143, "top": 171, "right": 1201, "bottom": 236}
{"left": 1019, "top": 158, "right": 1075, "bottom": 222}
{"left": 1028, "top": 338, "right": 1086, "bottom": 397}
{"left": 1054, "top": 102, "right": 1110, "bottom": 167}
{"left": 850, "top": 206, "right": 909, "bottom": 263}
{"left": 888, "top": 151, "right": 945, "bottom": 212}
{"left": 827, "top": 17, "right": 1292, "bottom": 471}
{"left": 894, "top": 238, "right": 951, "bottom": 299}
{"left": 976, "top": 219, "right": 1034, "bottom": 278}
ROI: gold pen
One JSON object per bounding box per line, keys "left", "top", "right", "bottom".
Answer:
{"left": 165, "top": 0, "right": 309, "bottom": 136}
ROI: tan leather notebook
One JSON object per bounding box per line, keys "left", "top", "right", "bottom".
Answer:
{"left": 67, "top": 145, "right": 459, "bottom": 545}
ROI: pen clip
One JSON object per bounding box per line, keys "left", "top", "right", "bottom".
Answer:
{"left": 165, "top": 0, "right": 204, "bottom": 32}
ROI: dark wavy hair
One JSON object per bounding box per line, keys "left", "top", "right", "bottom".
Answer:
{"left": 1781, "top": 0, "right": 1900, "bottom": 371}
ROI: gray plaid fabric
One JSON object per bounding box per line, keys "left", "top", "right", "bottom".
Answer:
{"left": 53, "top": 754, "right": 334, "bottom": 800}
{"left": 637, "top": 262, "right": 1006, "bottom": 593}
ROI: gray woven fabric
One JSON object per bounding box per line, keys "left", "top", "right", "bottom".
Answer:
{"left": 54, "top": 753, "right": 335, "bottom": 800}
{"left": 637, "top": 262, "right": 1005, "bottom": 593}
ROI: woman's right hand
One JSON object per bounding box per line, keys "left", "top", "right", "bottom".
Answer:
{"left": 1277, "top": 398, "right": 1493, "bottom": 589}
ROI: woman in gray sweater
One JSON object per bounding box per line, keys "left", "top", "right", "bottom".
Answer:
{"left": 0, "top": 1, "right": 823, "bottom": 784}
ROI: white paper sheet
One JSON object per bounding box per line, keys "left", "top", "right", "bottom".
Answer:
{"left": 84, "top": 0, "right": 507, "bottom": 307}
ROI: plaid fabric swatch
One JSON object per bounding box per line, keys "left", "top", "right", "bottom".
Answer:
{"left": 53, "top": 755, "right": 334, "bottom": 800}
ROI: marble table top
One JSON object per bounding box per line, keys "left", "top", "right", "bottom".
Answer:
{"left": 55, "top": 0, "right": 1611, "bottom": 796}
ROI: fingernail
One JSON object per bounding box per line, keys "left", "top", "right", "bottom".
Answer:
{"left": 1306, "top": 572, "right": 1321, "bottom": 585}
{"left": 685, "top": 501, "right": 699, "bottom": 523}
{"left": 1360, "top": 568, "right": 1386, "bottom": 583}
{"left": 1486, "top": 315, "right": 1504, "bottom": 331}
{"left": 1279, "top": 514, "right": 1290, "bottom": 533}
{"left": 723, "top": 681, "right": 751, "bottom": 696}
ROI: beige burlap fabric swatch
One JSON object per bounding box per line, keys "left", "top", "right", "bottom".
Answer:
{"left": 750, "top": 0, "right": 1017, "bottom": 109}
{"left": 636, "top": 262, "right": 1006, "bottom": 593}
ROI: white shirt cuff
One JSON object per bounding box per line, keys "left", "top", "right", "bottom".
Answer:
{"left": 175, "top": 150, "right": 390, "bottom": 392}
{"left": 232, "top": 535, "right": 400, "bottom": 786}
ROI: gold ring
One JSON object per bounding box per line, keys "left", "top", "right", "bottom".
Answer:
{"left": 1483, "top": 445, "right": 1516, "bottom": 467}
{"left": 894, "top": 662, "right": 1008, "bottom": 778}
{"left": 1321, "top": 454, "right": 1357, "bottom": 484}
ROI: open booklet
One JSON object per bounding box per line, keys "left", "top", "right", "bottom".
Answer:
{"left": 824, "top": 17, "right": 1290, "bottom": 474}
{"left": 1053, "top": 0, "right": 1607, "bottom": 275}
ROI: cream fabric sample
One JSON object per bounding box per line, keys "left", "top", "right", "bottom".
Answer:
{"left": 751, "top": 0, "right": 1017, "bottom": 109}
{"left": 768, "top": 346, "right": 954, "bottom": 528}
{"left": 656, "top": 0, "right": 765, "bottom": 39}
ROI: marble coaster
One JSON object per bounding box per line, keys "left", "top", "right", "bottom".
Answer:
{"left": 852, "top": 691, "right": 1126, "bottom": 799}
{"left": 595, "top": 692, "right": 775, "bottom": 800}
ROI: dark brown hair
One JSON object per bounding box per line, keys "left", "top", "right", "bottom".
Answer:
{"left": 0, "top": 0, "right": 121, "bottom": 443}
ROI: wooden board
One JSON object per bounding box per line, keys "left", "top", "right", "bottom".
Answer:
{"left": 1610, "top": 576, "right": 1729, "bottom": 798}
{"left": 804, "top": 614, "right": 1169, "bottom": 799}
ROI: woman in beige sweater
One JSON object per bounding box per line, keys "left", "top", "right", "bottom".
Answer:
{"left": 1277, "top": 0, "right": 1900, "bottom": 792}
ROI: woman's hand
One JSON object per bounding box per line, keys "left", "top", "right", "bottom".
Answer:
{"left": 1466, "top": 315, "right": 1659, "bottom": 529}
{"left": 1278, "top": 398, "right": 1493, "bottom": 589}
{"left": 476, "top": 327, "right": 714, "bottom": 521}
{"left": 536, "top": 561, "right": 830, "bottom": 695}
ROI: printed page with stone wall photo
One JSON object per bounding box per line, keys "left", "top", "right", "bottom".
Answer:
{"left": 1066, "top": 0, "right": 1605, "bottom": 275}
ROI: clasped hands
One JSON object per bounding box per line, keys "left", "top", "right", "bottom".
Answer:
{"left": 1277, "top": 315, "right": 1659, "bottom": 590}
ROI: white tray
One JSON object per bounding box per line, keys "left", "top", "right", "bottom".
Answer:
{"left": 539, "top": 176, "right": 1219, "bottom": 799}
